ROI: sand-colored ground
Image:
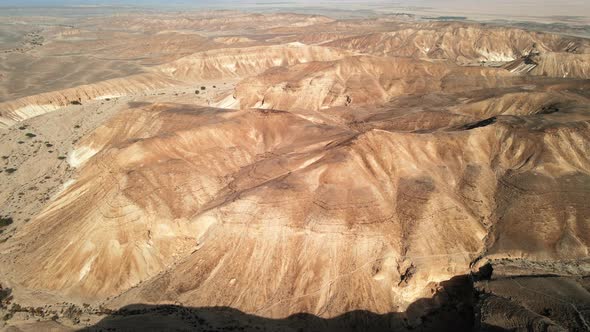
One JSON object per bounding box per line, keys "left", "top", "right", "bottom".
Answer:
{"left": 0, "top": 8, "right": 589, "bottom": 332}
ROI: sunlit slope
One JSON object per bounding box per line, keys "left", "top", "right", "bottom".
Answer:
{"left": 0, "top": 43, "right": 350, "bottom": 125}
{"left": 229, "top": 55, "right": 519, "bottom": 111}
{"left": 2, "top": 101, "right": 588, "bottom": 317}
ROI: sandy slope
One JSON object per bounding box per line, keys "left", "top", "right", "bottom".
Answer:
{"left": 0, "top": 10, "right": 589, "bottom": 332}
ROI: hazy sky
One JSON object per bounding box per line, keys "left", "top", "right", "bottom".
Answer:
{"left": 0, "top": 0, "right": 588, "bottom": 18}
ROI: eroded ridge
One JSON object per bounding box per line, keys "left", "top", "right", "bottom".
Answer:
{"left": 0, "top": 8, "right": 589, "bottom": 332}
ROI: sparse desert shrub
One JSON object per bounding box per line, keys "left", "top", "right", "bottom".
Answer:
{"left": 0, "top": 217, "right": 13, "bottom": 227}
{"left": 18, "top": 126, "right": 27, "bottom": 130}
{"left": 63, "top": 304, "right": 82, "bottom": 323}
{"left": 0, "top": 284, "right": 12, "bottom": 302}
{"left": 74, "top": 125, "right": 80, "bottom": 129}
{"left": 5, "top": 168, "right": 17, "bottom": 174}
{"left": 195, "top": 90, "right": 200, "bottom": 94}
{"left": 17, "top": 141, "right": 24, "bottom": 144}
{"left": 201, "top": 86, "right": 206, "bottom": 90}
{"left": 10, "top": 303, "right": 21, "bottom": 313}
{"left": 25, "top": 133, "right": 36, "bottom": 138}
{"left": 46, "top": 143, "right": 53, "bottom": 147}
{"left": 58, "top": 156, "right": 66, "bottom": 160}
{"left": 70, "top": 100, "right": 82, "bottom": 105}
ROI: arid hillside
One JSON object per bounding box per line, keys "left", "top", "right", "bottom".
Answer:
{"left": 0, "top": 9, "right": 589, "bottom": 332}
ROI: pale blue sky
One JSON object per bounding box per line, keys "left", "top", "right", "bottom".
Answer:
{"left": 0, "top": 0, "right": 588, "bottom": 18}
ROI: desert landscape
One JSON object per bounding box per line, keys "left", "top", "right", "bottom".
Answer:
{"left": 0, "top": 2, "right": 589, "bottom": 331}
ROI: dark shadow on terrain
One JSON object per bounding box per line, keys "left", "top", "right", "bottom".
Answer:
{"left": 537, "top": 104, "right": 560, "bottom": 115}
{"left": 83, "top": 276, "right": 475, "bottom": 332}
{"left": 472, "top": 262, "right": 493, "bottom": 282}
{"left": 461, "top": 117, "right": 497, "bottom": 130}
{"left": 128, "top": 101, "right": 152, "bottom": 108}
